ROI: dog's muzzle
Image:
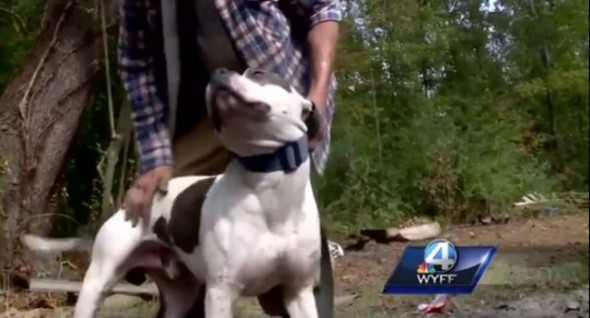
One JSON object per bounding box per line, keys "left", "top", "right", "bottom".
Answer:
{"left": 208, "top": 68, "right": 240, "bottom": 104}
{"left": 209, "top": 68, "right": 231, "bottom": 89}
{"left": 207, "top": 68, "right": 238, "bottom": 131}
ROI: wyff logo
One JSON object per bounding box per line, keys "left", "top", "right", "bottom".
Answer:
{"left": 416, "top": 239, "right": 458, "bottom": 284}
{"left": 382, "top": 239, "right": 497, "bottom": 294}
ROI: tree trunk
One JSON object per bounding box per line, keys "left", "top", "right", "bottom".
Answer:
{"left": 529, "top": 0, "right": 565, "bottom": 180}
{"left": 0, "top": 0, "right": 116, "bottom": 273}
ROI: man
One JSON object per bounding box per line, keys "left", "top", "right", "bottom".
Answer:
{"left": 118, "top": 0, "right": 341, "bottom": 316}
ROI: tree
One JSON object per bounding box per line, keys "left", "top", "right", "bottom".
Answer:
{"left": 0, "top": 0, "right": 117, "bottom": 272}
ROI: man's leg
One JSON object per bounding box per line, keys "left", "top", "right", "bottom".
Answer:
{"left": 172, "top": 119, "right": 231, "bottom": 177}
{"left": 314, "top": 228, "right": 335, "bottom": 318}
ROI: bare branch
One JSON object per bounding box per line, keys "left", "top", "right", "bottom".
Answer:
{"left": 100, "top": 0, "right": 116, "bottom": 136}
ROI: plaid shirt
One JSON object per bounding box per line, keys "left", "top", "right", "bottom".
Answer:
{"left": 118, "top": 0, "right": 341, "bottom": 175}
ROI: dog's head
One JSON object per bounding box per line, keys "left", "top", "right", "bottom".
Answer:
{"left": 205, "top": 68, "right": 314, "bottom": 156}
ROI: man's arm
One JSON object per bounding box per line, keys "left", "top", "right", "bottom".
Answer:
{"left": 304, "top": 0, "right": 341, "bottom": 106}
{"left": 118, "top": 0, "right": 174, "bottom": 174}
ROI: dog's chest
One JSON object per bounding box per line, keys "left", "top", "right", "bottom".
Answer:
{"left": 148, "top": 174, "right": 320, "bottom": 294}
{"left": 200, "top": 177, "right": 320, "bottom": 294}
{"left": 231, "top": 225, "right": 321, "bottom": 296}
{"left": 227, "top": 193, "right": 320, "bottom": 296}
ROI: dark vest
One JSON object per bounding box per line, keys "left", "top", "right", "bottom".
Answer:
{"left": 173, "top": 0, "right": 247, "bottom": 141}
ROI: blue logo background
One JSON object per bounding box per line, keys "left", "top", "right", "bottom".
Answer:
{"left": 382, "top": 241, "right": 497, "bottom": 294}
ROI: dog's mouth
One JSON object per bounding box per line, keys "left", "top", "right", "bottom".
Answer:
{"left": 211, "top": 87, "right": 259, "bottom": 109}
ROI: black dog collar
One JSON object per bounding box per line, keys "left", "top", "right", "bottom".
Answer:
{"left": 232, "top": 136, "right": 309, "bottom": 173}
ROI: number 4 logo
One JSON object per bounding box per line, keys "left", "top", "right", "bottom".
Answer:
{"left": 424, "top": 239, "right": 457, "bottom": 272}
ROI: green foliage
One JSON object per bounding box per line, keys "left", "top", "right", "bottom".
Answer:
{"left": 317, "top": 0, "right": 586, "bottom": 235}
{"left": 0, "top": 0, "right": 45, "bottom": 90}
{"left": 0, "top": 0, "right": 588, "bottom": 237}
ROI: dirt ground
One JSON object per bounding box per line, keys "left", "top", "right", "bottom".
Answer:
{"left": 1, "top": 212, "right": 588, "bottom": 318}
{"left": 330, "top": 212, "right": 589, "bottom": 318}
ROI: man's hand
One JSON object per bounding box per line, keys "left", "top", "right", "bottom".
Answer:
{"left": 306, "top": 88, "right": 329, "bottom": 150}
{"left": 124, "top": 166, "right": 173, "bottom": 227}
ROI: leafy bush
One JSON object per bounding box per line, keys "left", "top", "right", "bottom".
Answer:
{"left": 1, "top": 0, "right": 587, "bottom": 239}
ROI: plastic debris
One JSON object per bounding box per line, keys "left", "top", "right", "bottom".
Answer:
{"left": 416, "top": 294, "right": 453, "bottom": 314}
{"left": 328, "top": 240, "right": 345, "bottom": 259}
{"left": 513, "top": 192, "right": 547, "bottom": 207}
{"left": 543, "top": 206, "right": 559, "bottom": 217}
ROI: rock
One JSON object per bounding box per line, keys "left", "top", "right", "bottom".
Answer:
{"left": 479, "top": 216, "right": 493, "bottom": 225}
{"left": 359, "top": 222, "right": 441, "bottom": 244}
{"left": 565, "top": 300, "right": 581, "bottom": 312}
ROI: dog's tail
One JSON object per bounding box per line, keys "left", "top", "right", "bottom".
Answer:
{"left": 20, "top": 234, "right": 93, "bottom": 254}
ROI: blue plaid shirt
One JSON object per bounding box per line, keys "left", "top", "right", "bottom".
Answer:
{"left": 118, "top": 0, "right": 341, "bottom": 175}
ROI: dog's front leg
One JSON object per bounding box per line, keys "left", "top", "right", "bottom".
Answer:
{"left": 204, "top": 284, "right": 236, "bottom": 318}
{"left": 283, "top": 286, "right": 318, "bottom": 318}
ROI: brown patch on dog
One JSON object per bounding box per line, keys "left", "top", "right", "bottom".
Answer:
{"left": 153, "top": 216, "right": 172, "bottom": 245}
{"left": 168, "top": 177, "right": 216, "bottom": 253}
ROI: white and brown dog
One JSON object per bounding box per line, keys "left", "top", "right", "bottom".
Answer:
{"left": 23, "top": 68, "right": 327, "bottom": 318}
